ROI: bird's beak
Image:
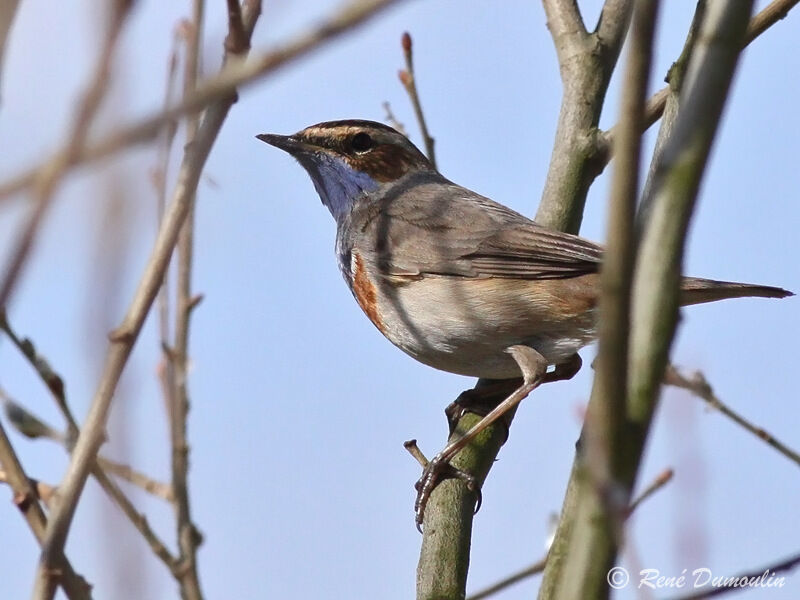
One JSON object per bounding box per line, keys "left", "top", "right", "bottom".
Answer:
{"left": 256, "top": 133, "right": 308, "bottom": 156}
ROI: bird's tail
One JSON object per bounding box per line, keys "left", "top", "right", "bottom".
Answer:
{"left": 680, "top": 277, "right": 793, "bottom": 306}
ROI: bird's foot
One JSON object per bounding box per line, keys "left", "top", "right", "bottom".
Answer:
{"left": 413, "top": 451, "right": 481, "bottom": 532}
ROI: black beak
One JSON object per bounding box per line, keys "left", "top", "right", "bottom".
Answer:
{"left": 256, "top": 133, "right": 308, "bottom": 155}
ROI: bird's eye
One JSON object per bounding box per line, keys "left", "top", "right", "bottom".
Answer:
{"left": 350, "top": 132, "right": 374, "bottom": 153}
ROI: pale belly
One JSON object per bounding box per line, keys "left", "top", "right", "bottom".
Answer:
{"left": 364, "top": 275, "right": 598, "bottom": 379}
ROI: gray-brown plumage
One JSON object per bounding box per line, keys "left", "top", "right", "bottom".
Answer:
{"left": 258, "top": 120, "right": 792, "bottom": 379}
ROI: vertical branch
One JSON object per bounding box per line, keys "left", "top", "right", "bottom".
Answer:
{"left": 0, "top": 0, "right": 131, "bottom": 310}
{"left": 399, "top": 32, "right": 436, "bottom": 168}
{"left": 546, "top": 3, "right": 661, "bottom": 598}
{"left": 540, "top": 2, "right": 755, "bottom": 598}
{"left": 170, "top": 1, "right": 205, "bottom": 598}
{"left": 31, "top": 4, "right": 264, "bottom": 598}
{"left": 0, "top": 421, "right": 91, "bottom": 599}
{"left": 536, "top": 0, "right": 633, "bottom": 233}
{"left": 0, "top": 0, "right": 21, "bottom": 104}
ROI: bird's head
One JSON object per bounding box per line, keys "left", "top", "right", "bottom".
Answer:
{"left": 257, "top": 120, "right": 433, "bottom": 221}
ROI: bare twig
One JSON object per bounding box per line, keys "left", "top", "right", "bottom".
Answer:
{"left": 0, "top": 1, "right": 131, "bottom": 311}
{"left": 626, "top": 467, "right": 673, "bottom": 516}
{"left": 89, "top": 464, "right": 179, "bottom": 575}
{"left": 398, "top": 32, "right": 435, "bottom": 168}
{"left": 166, "top": 1, "right": 206, "bottom": 597}
{"left": 0, "top": 0, "right": 408, "bottom": 204}
{"left": 541, "top": 2, "right": 756, "bottom": 598}
{"left": 670, "top": 550, "right": 800, "bottom": 600}
{"left": 541, "top": 2, "right": 659, "bottom": 596}
{"left": 0, "top": 421, "right": 90, "bottom": 599}
{"left": 665, "top": 366, "right": 800, "bottom": 467}
{"left": 1, "top": 314, "right": 173, "bottom": 500}
{"left": 96, "top": 456, "right": 174, "bottom": 501}
{"left": 0, "top": 0, "right": 21, "bottom": 104}
{"left": 467, "top": 557, "right": 548, "bottom": 600}
{"left": 381, "top": 101, "right": 406, "bottom": 135}
{"left": 153, "top": 25, "right": 183, "bottom": 361}
{"left": 403, "top": 439, "right": 429, "bottom": 468}
{"left": 0, "top": 309, "right": 77, "bottom": 439}
{"left": 0, "top": 469, "right": 58, "bottom": 508}
{"left": 29, "top": 3, "right": 265, "bottom": 596}
{"left": 536, "top": 0, "right": 633, "bottom": 233}
{"left": 598, "top": 0, "right": 800, "bottom": 166}
{"left": 467, "top": 467, "right": 672, "bottom": 600}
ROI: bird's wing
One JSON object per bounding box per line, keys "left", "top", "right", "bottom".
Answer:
{"left": 351, "top": 178, "right": 603, "bottom": 280}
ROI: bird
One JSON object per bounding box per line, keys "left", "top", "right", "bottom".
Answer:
{"left": 257, "top": 119, "right": 792, "bottom": 525}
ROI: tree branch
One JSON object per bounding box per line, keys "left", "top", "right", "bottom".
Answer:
{"left": 169, "top": 0, "right": 206, "bottom": 596}
{"left": 466, "top": 467, "right": 672, "bottom": 600}
{"left": 29, "top": 4, "right": 264, "bottom": 597}
{"left": 598, "top": 0, "right": 799, "bottom": 169}
{"left": 399, "top": 32, "right": 436, "bottom": 168}
{"left": 670, "top": 550, "right": 800, "bottom": 599}
{"left": 541, "top": 2, "right": 661, "bottom": 596}
{"left": 0, "top": 421, "right": 91, "bottom": 599}
{"left": 0, "top": 0, "right": 409, "bottom": 204}
{"left": 536, "top": 0, "right": 632, "bottom": 233}
{"left": 665, "top": 366, "right": 800, "bottom": 467}
{"left": 541, "top": 1, "right": 756, "bottom": 598}
{"left": 0, "top": 0, "right": 21, "bottom": 105}
{"left": 0, "top": 1, "right": 131, "bottom": 310}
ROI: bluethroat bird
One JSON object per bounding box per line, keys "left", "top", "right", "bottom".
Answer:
{"left": 257, "top": 120, "right": 792, "bottom": 526}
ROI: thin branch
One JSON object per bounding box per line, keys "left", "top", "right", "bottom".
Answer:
{"left": 0, "top": 0, "right": 21, "bottom": 104}
{"left": 381, "top": 101, "right": 406, "bottom": 135}
{"left": 744, "top": 0, "right": 799, "bottom": 43}
{"left": 97, "top": 456, "right": 174, "bottom": 501}
{"left": 670, "top": 550, "right": 800, "bottom": 600}
{"left": 153, "top": 25, "right": 182, "bottom": 363}
{"left": 0, "top": 420, "right": 90, "bottom": 599}
{"left": 637, "top": 0, "right": 706, "bottom": 231}
{"left": 0, "top": 309, "right": 77, "bottom": 439}
{"left": 590, "top": 0, "right": 660, "bottom": 503}
{"left": 467, "top": 557, "right": 548, "bottom": 600}
{"left": 541, "top": 2, "right": 755, "bottom": 598}
{"left": 168, "top": 0, "right": 205, "bottom": 597}
{"left": 665, "top": 366, "right": 800, "bottom": 467}
{"left": 89, "top": 465, "right": 180, "bottom": 575}
{"left": 598, "top": 0, "right": 799, "bottom": 167}
{"left": 0, "top": 469, "right": 58, "bottom": 508}
{"left": 0, "top": 1, "right": 131, "bottom": 311}
{"left": 398, "top": 32, "right": 435, "bottom": 168}
{"left": 467, "top": 467, "right": 672, "bottom": 600}
{"left": 1, "top": 314, "right": 173, "bottom": 500}
{"left": 0, "top": 0, "right": 408, "bottom": 204}
{"left": 30, "top": 3, "right": 265, "bottom": 596}
{"left": 541, "top": 1, "right": 659, "bottom": 596}
{"left": 625, "top": 467, "right": 673, "bottom": 516}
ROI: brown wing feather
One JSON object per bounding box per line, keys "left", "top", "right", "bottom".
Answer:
{"left": 347, "top": 174, "right": 603, "bottom": 280}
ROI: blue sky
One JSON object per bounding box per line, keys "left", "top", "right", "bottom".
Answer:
{"left": 1, "top": 1, "right": 798, "bottom": 598}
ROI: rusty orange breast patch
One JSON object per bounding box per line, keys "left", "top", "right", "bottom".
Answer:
{"left": 352, "top": 252, "right": 386, "bottom": 335}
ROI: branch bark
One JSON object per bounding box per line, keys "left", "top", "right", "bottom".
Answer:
{"left": 541, "top": 2, "right": 661, "bottom": 596}
{"left": 539, "top": 2, "right": 755, "bottom": 598}
{"left": 535, "top": 0, "right": 633, "bottom": 233}
{"left": 29, "top": 4, "right": 263, "bottom": 597}
{"left": 0, "top": 0, "right": 408, "bottom": 204}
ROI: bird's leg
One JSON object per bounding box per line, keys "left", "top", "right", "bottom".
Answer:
{"left": 414, "top": 345, "right": 548, "bottom": 529}
{"left": 443, "top": 353, "right": 581, "bottom": 440}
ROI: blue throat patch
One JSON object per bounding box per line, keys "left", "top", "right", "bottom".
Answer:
{"left": 300, "top": 152, "right": 379, "bottom": 221}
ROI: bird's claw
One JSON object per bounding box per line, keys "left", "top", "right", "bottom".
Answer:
{"left": 414, "top": 454, "right": 482, "bottom": 531}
